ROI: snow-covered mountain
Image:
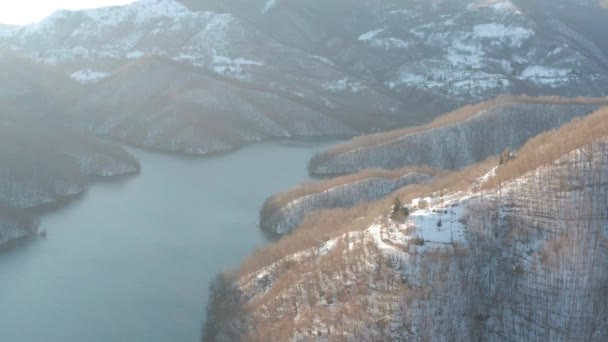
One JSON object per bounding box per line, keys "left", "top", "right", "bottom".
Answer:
{"left": 61, "top": 56, "right": 362, "bottom": 154}
{"left": 1, "top": 0, "right": 607, "bottom": 155}
{"left": 0, "top": 0, "right": 409, "bottom": 154}
{"left": 186, "top": 0, "right": 608, "bottom": 107}
{"left": 205, "top": 106, "right": 608, "bottom": 341}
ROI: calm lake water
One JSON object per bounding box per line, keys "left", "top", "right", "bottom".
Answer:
{"left": 0, "top": 140, "right": 334, "bottom": 342}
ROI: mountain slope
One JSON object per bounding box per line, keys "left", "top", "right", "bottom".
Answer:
{"left": 0, "top": 119, "right": 139, "bottom": 246}
{"left": 185, "top": 0, "right": 608, "bottom": 113}
{"left": 2, "top": 0, "right": 607, "bottom": 155}
{"left": 204, "top": 107, "right": 608, "bottom": 341}
{"left": 64, "top": 56, "right": 359, "bottom": 154}
{"left": 260, "top": 167, "right": 440, "bottom": 236}
{"left": 0, "top": 54, "right": 82, "bottom": 119}
{"left": 309, "top": 96, "right": 608, "bottom": 175}
{"left": 0, "top": 0, "right": 408, "bottom": 154}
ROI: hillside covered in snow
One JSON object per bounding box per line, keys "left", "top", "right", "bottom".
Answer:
{"left": 185, "top": 0, "right": 608, "bottom": 107}
{"left": 260, "top": 167, "right": 438, "bottom": 236}
{"left": 1, "top": 0, "right": 608, "bottom": 155}
{"left": 309, "top": 96, "right": 608, "bottom": 175}
{"left": 204, "top": 107, "right": 608, "bottom": 341}
{"left": 0, "top": 0, "right": 406, "bottom": 155}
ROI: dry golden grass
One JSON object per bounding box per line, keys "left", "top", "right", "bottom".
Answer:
{"left": 484, "top": 107, "right": 608, "bottom": 189}
{"left": 231, "top": 107, "right": 608, "bottom": 340}
{"left": 312, "top": 95, "right": 608, "bottom": 167}
{"left": 241, "top": 158, "right": 497, "bottom": 277}
{"left": 241, "top": 106, "right": 608, "bottom": 280}
{"left": 240, "top": 238, "right": 395, "bottom": 341}
{"left": 261, "top": 165, "right": 444, "bottom": 222}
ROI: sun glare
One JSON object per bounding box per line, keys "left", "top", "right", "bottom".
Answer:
{"left": 0, "top": 0, "right": 137, "bottom": 25}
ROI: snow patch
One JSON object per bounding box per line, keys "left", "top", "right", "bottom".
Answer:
{"left": 70, "top": 69, "right": 111, "bottom": 84}
{"left": 261, "top": 0, "right": 277, "bottom": 14}
{"left": 473, "top": 23, "right": 534, "bottom": 47}
{"left": 212, "top": 56, "right": 264, "bottom": 76}
{"left": 322, "top": 79, "right": 366, "bottom": 93}
{"left": 520, "top": 65, "right": 571, "bottom": 86}
{"left": 358, "top": 29, "right": 384, "bottom": 41}
{"left": 126, "top": 50, "right": 145, "bottom": 59}
{"left": 358, "top": 29, "right": 409, "bottom": 50}
{"left": 470, "top": 0, "right": 522, "bottom": 15}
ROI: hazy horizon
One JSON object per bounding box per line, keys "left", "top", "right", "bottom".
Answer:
{"left": 0, "top": 0, "right": 136, "bottom": 25}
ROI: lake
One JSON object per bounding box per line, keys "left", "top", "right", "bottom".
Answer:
{"left": 0, "top": 139, "right": 333, "bottom": 342}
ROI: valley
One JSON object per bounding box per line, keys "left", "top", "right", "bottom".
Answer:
{"left": 0, "top": 0, "right": 608, "bottom": 341}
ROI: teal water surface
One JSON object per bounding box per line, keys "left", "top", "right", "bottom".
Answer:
{"left": 0, "top": 140, "right": 332, "bottom": 342}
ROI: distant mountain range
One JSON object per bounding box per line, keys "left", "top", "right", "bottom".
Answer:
{"left": 0, "top": 0, "right": 607, "bottom": 155}
{"left": 0, "top": 0, "right": 607, "bottom": 245}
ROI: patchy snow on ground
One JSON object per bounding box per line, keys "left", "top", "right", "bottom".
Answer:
{"left": 83, "top": 0, "right": 192, "bottom": 25}
{"left": 70, "top": 69, "right": 111, "bottom": 84}
{"left": 473, "top": 23, "right": 534, "bottom": 47}
{"left": 469, "top": 0, "right": 522, "bottom": 15}
{"left": 211, "top": 55, "right": 264, "bottom": 76}
{"left": 310, "top": 54, "right": 335, "bottom": 66}
{"left": 408, "top": 205, "right": 467, "bottom": 246}
{"left": 358, "top": 29, "right": 385, "bottom": 42}
{"left": 475, "top": 166, "right": 499, "bottom": 187}
{"left": 126, "top": 50, "right": 145, "bottom": 59}
{"left": 385, "top": 72, "right": 425, "bottom": 89}
{"left": 520, "top": 65, "right": 571, "bottom": 86}
{"left": 358, "top": 29, "right": 409, "bottom": 50}
{"left": 446, "top": 35, "right": 485, "bottom": 68}
{"left": 322, "top": 78, "right": 366, "bottom": 93}
{"left": 261, "top": 0, "right": 277, "bottom": 14}
{"left": 369, "top": 191, "right": 471, "bottom": 264}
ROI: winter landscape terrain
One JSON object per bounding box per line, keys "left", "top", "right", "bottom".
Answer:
{"left": 0, "top": 0, "right": 607, "bottom": 341}
{"left": 205, "top": 107, "right": 608, "bottom": 342}
{"left": 309, "top": 96, "right": 608, "bottom": 175}
{"left": 260, "top": 167, "right": 438, "bottom": 236}
{"left": 1, "top": 0, "right": 608, "bottom": 159}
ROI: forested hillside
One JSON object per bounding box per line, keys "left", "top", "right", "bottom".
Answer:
{"left": 309, "top": 96, "right": 608, "bottom": 175}
{"left": 205, "top": 107, "right": 608, "bottom": 341}
{"left": 260, "top": 167, "right": 440, "bottom": 235}
{"left": 0, "top": 120, "right": 139, "bottom": 246}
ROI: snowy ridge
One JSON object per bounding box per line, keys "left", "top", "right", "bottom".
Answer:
{"left": 310, "top": 102, "right": 601, "bottom": 175}
{"left": 6, "top": 0, "right": 243, "bottom": 75}
{"left": 211, "top": 137, "right": 608, "bottom": 340}
{"left": 262, "top": 172, "right": 434, "bottom": 235}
